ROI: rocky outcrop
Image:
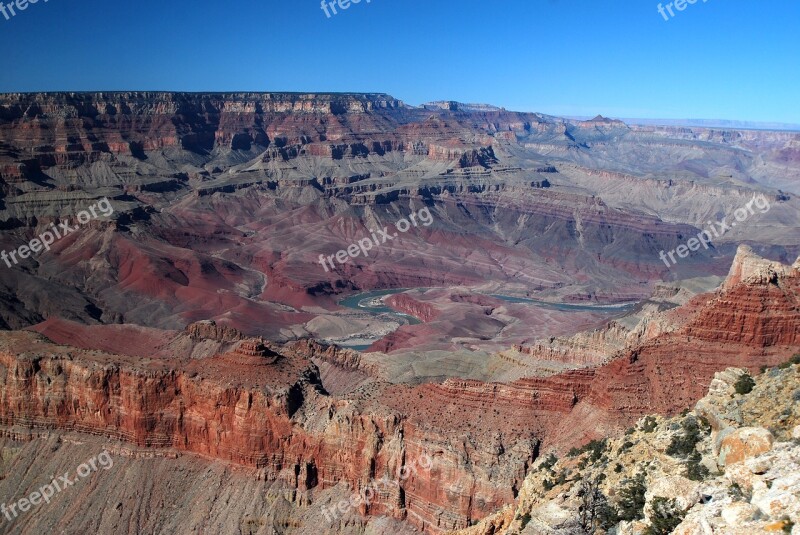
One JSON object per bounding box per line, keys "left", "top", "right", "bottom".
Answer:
{"left": 385, "top": 293, "right": 439, "bottom": 322}
{"left": 472, "top": 359, "right": 800, "bottom": 535}
{"left": 186, "top": 319, "right": 246, "bottom": 343}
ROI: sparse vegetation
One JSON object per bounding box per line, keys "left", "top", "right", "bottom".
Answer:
{"left": 555, "top": 469, "right": 570, "bottom": 486}
{"left": 568, "top": 439, "right": 607, "bottom": 462}
{"left": 667, "top": 417, "right": 707, "bottom": 458}
{"left": 734, "top": 373, "right": 756, "bottom": 395}
{"left": 539, "top": 453, "right": 558, "bottom": 472}
{"left": 616, "top": 471, "right": 647, "bottom": 522}
{"left": 764, "top": 354, "right": 800, "bottom": 373}
{"left": 644, "top": 497, "right": 686, "bottom": 535}
{"left": 578, "top": 475, "right": 617, "bottom": 533}
{"left": 728, "top": 482, "right": 752, "bottom": 502}
{"left": 641, "top": 415, "right": 658, "bottom": 433}
{"left": 686, "top": 450, "right": 710, "bottom": 481}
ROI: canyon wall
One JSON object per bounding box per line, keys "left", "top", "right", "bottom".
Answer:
{"left": 0, "top": 248, "right": 797, "bottom": 531}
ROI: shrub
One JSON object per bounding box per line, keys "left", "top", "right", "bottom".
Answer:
{"left": 736, "top": 373, "right": 755, "bottom": 392}
{"left": 734, "top": 373, "right": 756, "bottom": 395}
{"left": 779, "top": 354, "right": 800, "bottom": 369}
{"left": 520, "top": 513, "right": 532, "bottom": 530}
{"left": 614, "top": 463, "right": 624, "bottom": 473}
{"left": 567, "top": 439, "right": 607, "bottom": 462}
{"left": 686, "top": 450, "right": 709, "bottom": 481}
{"left": 586, "top": 439, "right": 607, "bottom": 463}
{"left": 645, "top": 497, "right": 686, "bottom": 535}
{"left": 793, "top": 389, "right": 800, "bottom": 402}
{"left": 617, "top": 471, "right": 647, "bottom": 522}
{"left": 539, "top": 453, "right": 558, "bottom": 472}
{"left": 579, "top": 475, "right": 617, "bottom": 533}
{"left": 667, "top": 417, "right": 707, "bottom": 457}
{"left": 542, "top": 478, "right": 554, "bottom": 491}
{"left": 596, "top": 502, "right": 620, "bottom": 531}
{"left": 641, "top": 416, "right": 658, "bottom": 433}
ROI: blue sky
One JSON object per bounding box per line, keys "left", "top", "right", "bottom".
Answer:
{"left": 0, "top": 0, "right": 798, "bottom": 122}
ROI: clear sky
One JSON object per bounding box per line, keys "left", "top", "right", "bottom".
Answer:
{"left": 0, "top": 0, "right": 798, "bottom": 123}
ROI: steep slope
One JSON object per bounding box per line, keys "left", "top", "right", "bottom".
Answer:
{"left": 461, "top": 359, "right": 800, "bottom": 534}
{"left": 0, "top": 249, "right": 797, "bottom": 533}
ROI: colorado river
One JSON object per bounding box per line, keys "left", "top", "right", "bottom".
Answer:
{"left": 338, "top": 289, "right": 423, "bottom": 325}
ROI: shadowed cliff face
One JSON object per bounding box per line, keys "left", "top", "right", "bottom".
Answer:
{"left": 0, "top": 249, "right": 797, "bottom": 532}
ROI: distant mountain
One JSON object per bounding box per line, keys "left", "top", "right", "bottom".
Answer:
{"left": 421, "top": 100, "right": 504, "bottom": 112}
{"left": 621, "top": 117, "right": 800, "bottom": 132}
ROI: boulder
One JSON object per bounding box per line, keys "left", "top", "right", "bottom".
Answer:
{"left": 720, "top": 502, "right": 760, "bottom": 525}
{"left": 718, "top": 427, "right": 774, "bottom": 467}
{"left": 645, "top": 475, "right": 701, "bottom": 512}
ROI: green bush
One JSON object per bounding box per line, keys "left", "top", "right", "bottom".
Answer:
{"left": 686, "top": 450, "right": 710, "bottom": 481}
{"left": 539, "top": 453, "right": 558, "bottom": 472}
{"left": 734, "top": 373, "right": 756, "bottom": 395}
{"left": 644, "top": 497, "right": 686, "bottom": 535}
{"left": 579, "top": 476, "right": 617, "bottom": 532}
{"left": 667, "top": 417, "right": 707, "bottom": 457}
{"left": 567, "top": 438, "right": 607, "bottom": 462}
{"left": 617, "top": 471, "right": 647, "bottom": 522}
{"left": 641, "top": 415, "right": 658, "bottom": 433}
{"left": 587, "top": 439, "right": 607, "bottom": 462}
{"left": 779, "top": 354, "right": 800, "bottom": 369}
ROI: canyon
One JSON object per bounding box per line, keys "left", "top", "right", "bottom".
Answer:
{"left": 0, "top": 92, "right": 798, "bottom": 533}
